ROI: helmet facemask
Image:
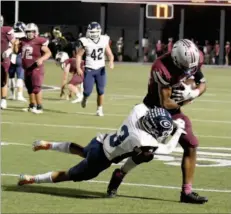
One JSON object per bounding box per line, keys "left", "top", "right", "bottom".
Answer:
{"left": 139, "top": 108, "right": 174, "bottom": 143}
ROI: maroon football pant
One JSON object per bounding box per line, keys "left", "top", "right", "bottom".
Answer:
{"left": 24, "top": 66, "right": 44, "bottom": 94}
{"left": 171, "top": 111, "right": 198, "bottom": 148}
{"left": 1, "top": 58, "right": 10, "bottom": 87}
{"left": 69, "top": 73, "right": 83, "bottom": 85}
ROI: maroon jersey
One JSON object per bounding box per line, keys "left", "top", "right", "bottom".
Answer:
{"left": 19, "top": 36, "right": 49, "bottom": 69}
{"left": 1, "top": 26, "right": 14, "bottom": 54}
{"left": 143, "top": 51, "right": 204, "bottom": 109}
{"left": 63, "top": 58, "right": 85, "bottom": 73}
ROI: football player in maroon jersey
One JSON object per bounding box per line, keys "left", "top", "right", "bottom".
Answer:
{"left": 107, "top": 39, "right": 208, "bottom": 204}
{"left": 1, "top": 15, "right": 16, "bottom": 109}
{"left": 14, "top": 23, "right": 51, "bottom": 114}
{"left": 55, "top": 51, "right": 84, "bottom": 103}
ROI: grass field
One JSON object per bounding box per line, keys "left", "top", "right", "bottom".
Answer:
{"left": 1, "top": 62, "right": 231, "bottom": 213}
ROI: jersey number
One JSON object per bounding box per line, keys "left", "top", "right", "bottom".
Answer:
{"left": 91, "top": 48, "right": 103, "bottom": 60}
{"left": 22, "top": 46, "right": 33, "bottom": 59}
{"left": 110, "top": 125, "right": 129, "bottom": 147}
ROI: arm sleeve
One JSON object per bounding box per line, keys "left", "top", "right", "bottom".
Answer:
{"left": 193, "top": 70, "right": 206, "bottom": 84}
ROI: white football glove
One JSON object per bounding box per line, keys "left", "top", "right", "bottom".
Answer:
{"left": 172, "top": 82, "right": 199, "bottom": 103}
{"left": 2, "top": 48, "right": 13, "bottom": 59}
{"left": 173, "top": 119, "right": 187, "bottom": 134}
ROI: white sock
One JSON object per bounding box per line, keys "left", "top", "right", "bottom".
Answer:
{"left": 35, "top": 172, "right": 53, "bottom": 183}
{"left": 97, "top": 106, "right": 103, "bottom": 111}
{"left": 50, "top": 142, "right": 71, "bottom": 153}
{"left": 17, "top": 91, "right": 23, "bottom": 97}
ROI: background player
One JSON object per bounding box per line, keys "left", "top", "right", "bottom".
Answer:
{"left": 1, "top": 15, "right": 15, "bottom": 109}
{"left": 107, "top": 39, "right": 208, "bottom": 204}
{"left": 8, "top": 21, "right": 27, "bottom": 102}
{"left": 76, "top": 22, "right": 114, "bottom": 116}
{"left": 18, "top": 105, "right": 186, "bottom": 195}
{"left": 14, "top": 23, "right": 51, "bottom": 114}
{"left": 55, "top": 51, "right": 84, "bottom": 103}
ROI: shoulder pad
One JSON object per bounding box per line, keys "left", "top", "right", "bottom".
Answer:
{"left": 79, "top": 37, "right": 88, "bottom": 48}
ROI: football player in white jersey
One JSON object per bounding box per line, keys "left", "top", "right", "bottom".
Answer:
{"left": 18, "top": 104, "right": 186, "bottom": 196}
{"left": 76, "top": 22, "right": 114, "bottom": 116}
{"left": 8, "top": 21, "right": 27, "bottom": 102}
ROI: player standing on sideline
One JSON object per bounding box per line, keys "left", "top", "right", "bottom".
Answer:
{"left": 18, "top": 104, "right": 186, "bottom": 190}
{"left": 55, "top": 51, "right": 84, "bottom": 103}
{"left": 14, "top": 23, "right": 51, "bottom": 114}
{"left": 107, "top": 39, "right": 208, "bottom": 204}
{"left": 8, "top": 21, "right": 27, "bottom": 102}
{"left": 1, "top": 15, "right": 16, "bottom": 109}
{"left": 76, "top": 22, "right": 114, "bottom": 116}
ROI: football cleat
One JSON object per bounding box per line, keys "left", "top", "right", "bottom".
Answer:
{"left": 96, "top": 109, "right": 104, "bottom": 117}
{"left": 81, "top": 97, "right": 87, "bottom": 108}
{"left": 0, "top": 99, "right": 7, "bottom": 109}
{"left": 18, "top": 174, "right": 35, "bottom": 186}
{"left": 22, "top": 106, "right": 36, "bottom": 113}
{"left": 8, "top": 94, "right": 16, "bottom": 100}
{"left": 32, "top": 109, "right": 43, "bottom": 114}
{"left": 180, "top": 192, "right": 208, "bottom": 204}
{"left": 33, "top": 140, "right": 51, "bottom": 152}
{"left": 107, "top": 168, "right": 125, "bottom": 198}
{"left": 17, "top": 96, "right": 27, "bottom": 102}
{"left": 71, "top": 95, "right": 83, "bottom": 104}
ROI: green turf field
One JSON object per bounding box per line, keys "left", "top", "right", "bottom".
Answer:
{"left": 1, "top": 63, "right": 231, "bottom": 213}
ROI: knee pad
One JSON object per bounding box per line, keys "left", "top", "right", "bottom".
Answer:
{"left": 96, "top": 86, "right": 104, "bottom": 96}
{"left": 32, "top": 86, "right": 41, "bottom": 94}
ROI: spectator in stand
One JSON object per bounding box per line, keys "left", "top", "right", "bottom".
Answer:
{"left": 203, "top": 40, "right": 212, "bottom": 64}
{"left": 214, "top": 40, "right": 220, "bottom": 65}
{"left": 167, "top": 37, "right": 173, "bottom": 52}
{"left": 155, "top": 40, "right": 163, "bottom": 57}
{"left": 225, "top": 41, "right": 230, "bottom": 65}
{"left": 116, "top": 37, "right": 124, "bottom": 62}
{"left": 142, "top": 35, "right": 149, "bottom": 62}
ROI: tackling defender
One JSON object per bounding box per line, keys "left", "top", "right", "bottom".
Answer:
{"left": 1, "top": 15, "right": 16, "bottom": 109}
{"left": 14, "top": 23, "right": 51, "bottom": 114}
{"left": 55, "top": 51, "right": 84, "bottom": 103}
{"left": 18, "top": 104, "right": 186, "bottom": 192}
{"left": 76, "top": 22, "right": 114, "bottom": 116}
{"left": 107, "top": 39, "right": 208, "bottom": 204}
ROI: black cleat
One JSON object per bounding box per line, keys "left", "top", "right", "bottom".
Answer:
{"left": 180, "top": 192, "right": 208, "bottom": 204}
{"left": 107, "top": 168, "right": 125, "bottom": 198}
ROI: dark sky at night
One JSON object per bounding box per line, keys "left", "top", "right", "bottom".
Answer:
{"left": 1, "top": 1, "right": 231, "bottom": 43}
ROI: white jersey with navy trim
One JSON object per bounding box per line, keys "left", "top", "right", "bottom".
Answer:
{"left": 97, "top": 103, "right": 159, "bottom": 161}
{"left": 79, "top": 35, "right": 109, "bottom": 70}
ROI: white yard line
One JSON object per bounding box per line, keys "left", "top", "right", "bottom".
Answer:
{"left": 2, "top": 121, "right": 231, "bottom": 140}
{"left": 1, "top": 142, "right": 231, "bottom": 157}
{"left": 1, "top": 173, "right": 231, "bottom": 193}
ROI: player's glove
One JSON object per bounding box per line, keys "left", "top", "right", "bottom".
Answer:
{"left": 172, "top": 83, "right": 199, "bottom": 103}
{"left": 173, "top": 119, "right": 187, "bottom": 134}
{"left": 2, "top": 48, "right": 13, "bottom": 59}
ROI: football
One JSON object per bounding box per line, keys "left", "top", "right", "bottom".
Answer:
{"left": 174, "top": 79, "right": 197, "bottom": 106}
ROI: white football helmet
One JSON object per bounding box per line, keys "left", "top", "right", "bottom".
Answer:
{"left": 86, "top": 22, "right": 101, "bottom": 41}
{"left": 25, "top": 23, "right": 39, "bottom": 39}
{"left": 55, "top": 52, "right": 69, "bottom": 68}
{"left": 1, "top": 15, "right": 4, "bottom": 27}
{"left": 171, "top": 39, "right": 200, "bottom": 75}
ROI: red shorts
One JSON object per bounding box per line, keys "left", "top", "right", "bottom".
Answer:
{"left": 1, "top": 58, "right": 10, "bottom": 87}
{"left": 171, "top": 111, "right": 199, "bottom": 148}
{"left": 24, "top": 66, "right": 44, "bottom": 94}
{"left": 68, "top": 74, "right": 83, "bottom": 85}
